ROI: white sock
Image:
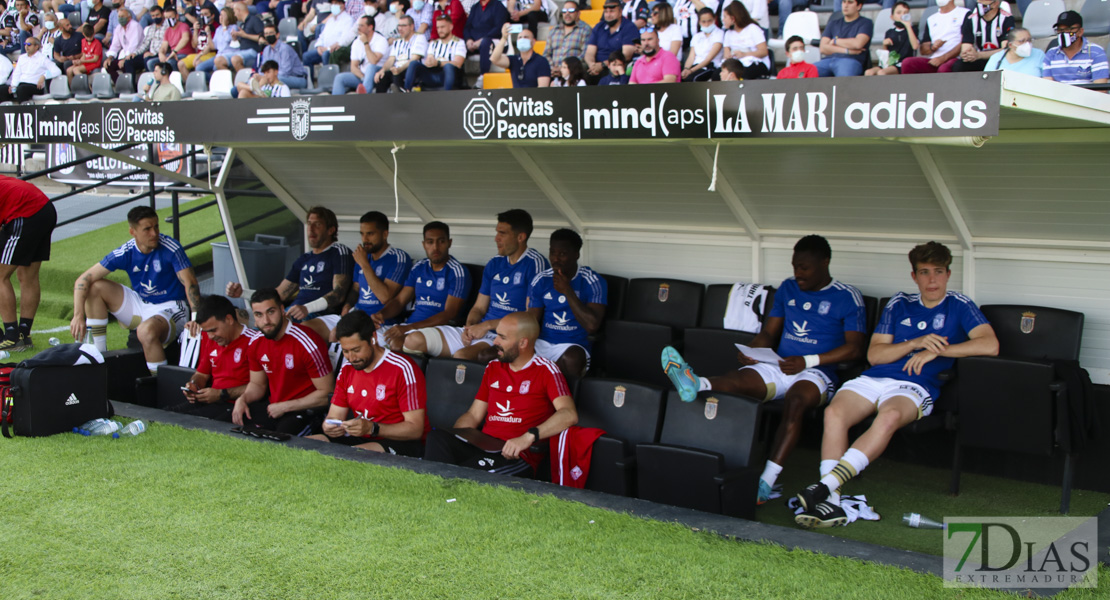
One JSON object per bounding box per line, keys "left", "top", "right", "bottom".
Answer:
{"left": 819, "top": 459, "right": 840, "bottom": 505}
{"left": 819, "top": 448, "right": 870, "bottom": 502}
{"left": 819, "top": 459, "right": 838, "bottom": 478}
{"left": 146, "top": 360, "right": 166, "bottom": 375}
{"left": 698, "top": 377, "right": 711, "bottom": 392}
{"left": 759, "top": 460, "right": 783, "bottom": 488}
{"left": 86, "top": 318, "right": 108, "bottom": 352}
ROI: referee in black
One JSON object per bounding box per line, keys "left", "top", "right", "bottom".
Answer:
{"left": 0, "top": 175, "right": 57, "bottom": 352}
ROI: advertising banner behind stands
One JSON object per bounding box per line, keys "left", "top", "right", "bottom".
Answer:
{"left": 46, "top": 143, "right": 191, "bottom": 187}
{"left": 0, "top": 73, "right": 1000, "bottom": 145}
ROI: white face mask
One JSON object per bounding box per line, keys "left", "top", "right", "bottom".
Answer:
{"left": 330, "top": 4, "right": 342, "bottom": 14}
{"left": 1014, "top": 41, "right": 1032, "bottom": 58}
{"left": 364, "top": 4, "right": 377, "bottom": 15}
{"left": 412, "top": 0, "right": 424, "bottom": 9}
{"left": 699, "top": 24, "right": 714, "bottom": 34}
{"left": 935, "top": 0, "right": 951, "bottom": 7}
{"left": 516, "top": 37, "right": 532, "bottom": 52}
{"left": 44, "top": 20, "right": 55, "bottom": 30}
{"left": 790, "top": 49, "right": 806, "bottom": 64}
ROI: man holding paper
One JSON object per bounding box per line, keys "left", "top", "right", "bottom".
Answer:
{"left": 661, "top": 235, "right": 867, "bottom": 505}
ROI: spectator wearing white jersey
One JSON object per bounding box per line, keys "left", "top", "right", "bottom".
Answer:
{"left": 403, "top": 14, "right": 464, "bottom": 90}
{"left": 373, "top": 14, "right": 427, "bottom": 92}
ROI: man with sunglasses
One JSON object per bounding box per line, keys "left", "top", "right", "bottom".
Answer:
{"left": 0, "top": 37, "right": 60, "bottom": 103}
{"left": 542, "top": 0, "right": 590, "bottom": 79}
{"left": 584, "top": 0, "right": 637, "bottom": 82}
{"left": 1042, "top": 11, "right": 1108, "bottom": 87}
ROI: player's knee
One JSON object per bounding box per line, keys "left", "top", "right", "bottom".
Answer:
{"left": 136, "top": 318, "right": 165, "bottom": 345}
{"left": 782, "top": 389, "right": 818, "bottom": 415}
{"left": 404, "top": 331, "right": 429, "bottom": 354}
{"left": 872, "top": 408, "right": 904, "bottom": 433}
{"left": 558, "top": 348, "right": 587, "bottom": 378}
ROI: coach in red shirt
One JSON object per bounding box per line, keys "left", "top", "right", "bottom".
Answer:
{"left": 0, "top": 175, "right": 57, "bottom": 353}
{"left": 424, "top": 311, "right": 577, "bottom": 476}
{"left": 176, "top": 294, "right": 261, "bottom": 421}
{"left": 232, "top": 288, "right": 335, "bottom": 435}
{"left": 308, "top": 310, "right": 429, "bottom": 456}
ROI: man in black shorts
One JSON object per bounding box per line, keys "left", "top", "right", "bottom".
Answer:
{"left": 0, "top": 175, "right": 57, "bottom": 352}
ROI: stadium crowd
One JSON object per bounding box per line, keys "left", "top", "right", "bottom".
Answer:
{"left": 0, "top": 0, "right": 1104, "bottom": 101}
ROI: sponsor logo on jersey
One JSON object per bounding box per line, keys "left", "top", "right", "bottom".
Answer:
{"left": 932, "top": 314, "right": 946, "bottom": 330}
{"left": 788, "top": 299, "right": 796, "bottom": 306}
{"left": 818, "top": 301, "right": 831, "bottom": 315}
{"left": 1021, "top": 311, "right": 1036, "bottom": 334}
{"left": 284, "top": 353, "right": 294, "bottom": 369}
{"left": 347, "top": 385, "right": 355, "bottom": 393}
{"left": 513, "top": 272, "right": 522, "bottom": 285}
{"left": 489, "top": 400, "right": 523, "bottom": 424}
{"left": 544, "top": 292, "right": 553, "bottom": 300}
{"left": 416, "top": 277, "right": 422, "bottom": 284}
{"left": 132, "top": 266, "right": 140, "bottom": 272}
{"left": 918, "top": 321, "right": 927, "bottom": 330}
{"left": 494, "top": 292, "right": 510, "bottom": 306}
{"left": 211, "top": 349, "right": 218, "bottom": 356}
{"left": 303, "top": 276, "right": 316, "bottom": 289}
{"left": 361, "top": 287, "right": 374, "bottom": 301}
{"left": 791, "top": 320, "right": 811, "bottom": 337}
{"left": 436, "top": 277, "right": 445, "bottom": 291}
{"left": 558, "top": 295, "right": 566, "bottom": 304}
{"left": 65, "top": 393, "right": 80, "bottom": 406}
{"left": 490, "top": 380, "right": 500, "bottom": 389}
{"left": 520, "top": 380, "right": 530, "bottom": 394}
{"left": 302, "top": 264, "right": 308, "bottom": 271}
{"left": 360, "top": 388, "right": 368, "bottom": 397}
{"left": 233, "top": 348, "right": 243, "bottom": 363}
{"left": 317, "top": 261, "right": 325, "bottom": 272}
{"left": 153, "top": 259, "right": 161, "bottom": 273}
{"left": 900, "top": 318, "right": 912, "bottom": 327}
{"left": 553, "top": 312, "right": 571, "bottom": 326}
{"left": 803, "top": 302, "right": 812, "bottom": 311}
{"left": 375, "top": 266, "right": 383, "bottom": 276}
{"left": 140, "top": 280, "right": 158, "bottom": 295}
{"left": 376, "top": 384, "right": 386, "bottom": 400}
{"left": 309, "top": 265, "right": 316, "bottom": 273}
{"left": 426, "top": 280, "right": 433, "bottom": 287}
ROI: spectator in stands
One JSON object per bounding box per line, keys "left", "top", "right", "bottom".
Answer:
{"left": 228, "top": 206, "right": 352, "bottom": 339}
{"left": 10, "top": 0, "right": 40, "bottom": 51}
{"left": 104, "top": 7, "right": 145, "bottom": 84}
{"left": 235, "top": 57, "right": 292, "bottom": 95}
{"left": 136, "top": 4, "right": 168, "bottom": 72}
{"left": 0, "top": 37, "right": 60, "bottom": 102}
{"left": 195, "top": 7, "right": 240, "bottom": 78}
{"left": 408, "top": 0, "right": 434, "bottom": 38}
{"left": 66, "top": 24, "right": 102, "bottom": 83}
{"left": 214, "top": 2, "right": 263, "bottom": 74}
{"left": 373, "top": 14, "right": 426, "bottom": 92}
{"left": 721, "top": 1, "right": 770, "bottom": 80}
{"left": 815, "top": 0, "right": 871, "bottom": 77}
{"left": 1042, "top": 11, "right": 1109, "bottom": 87}
{"left": 899, "top": 0, "right": 967, "bottom": 74}
{"left": 651, "top": 2, "right": 682, "bottom": 62}
{"left": 673, "top": 0, "right": 702, "bottom": 47}
{"left": 953, "top": 0, "right": 1012, "bottom": 72}
{"left": 527, "top": 229, "right": 606, "bottom": 379}
{"left": 431, "top": 0, "right": 466, "bottom": 40}
{"left": 71, "top": 206, "right": 201, "bottom": 375}
{"left": 777, "top": 35, "right": 817, "bottom": 79}
{"left": 507, "top": 0, "right": 547, "bottom": 37}
{"left": 491, "top": 21, "right": 551, "bottom": 87}
{"left": 621, "top": 0, "right": 650, "bottom": 30}
{"left": 404, "top": 14, "right": 465, "bottom": 90}
{"left": 0, "top": 0, "right": 20, "bottom": 57}
{"left": 181, "top": 0, "right": 219, "bottom": 28}
{"left": 304, "top": 0, "right": 356, "bottom": 68}
{"left": 258, "top": 22, "right": 307, "bottom": 88}
{"left": 371, "top": 221, "right": 470, "bottom": 353}
{"left": 160, "top": 5, "right": 195, "bottom": 71}
{"left": 985, "top": 27, "right": 1042, "bottom": 76}
{"left": 682, "top": 8, "right": 723, "bottom": 81}
{"left": 0, "top": 176, "right": 56, "bottom": 352}
{"left": 231, "top": 288, "right": 334, "bottom": 436}
{"left": 414, "top": 210, "right": 550, "bottom": 361}
{"left": 376, "top": 0, "right": 400, "bottom": 38}
{"left": 53, "top": 14, "right": 84, "bottom": 72}
{"left": 463, "top": 0, "right": 508, "bottom": 86}
{"left": 39, "top": 12, "right": 61, "bottom": 55}
{"left": 86, "top": 0, "right": 112, "bottom": 41}
{"left": 543, "top": 1, "right": 590, "bottom": 80}
{"left": 332, "top": 15, "right": 388, "bottom": 93}
{"left": 793, "top": 242, "right": 998, "bottom": 529}
{"left": 308, "top": 311, "right": 429, "bottom": 455}
{"left": 551, "top": 55, "right": 585, "bottom": 86}
{"left": 179, "top": 4, "right": 217, "bottom": 80}
{"left": 629, "top": 27, "right": 679, "bottom": 84}
{"left": 597, "top": 50, "right": 628, "bottom": 84}
{"left": 127, "top": 0, "right": 152, "bottom": 27}
{"left": 423, "top": 311, "right": 577, "bottom": 477}
{"left": 665, "top": 236, "right": 867, "bottom": 507}
{"left": 178, "top": 294, "right": 262, "bottom": 422}
{"left": 584, "top": 0, "right": 636, "bottom": 82}
{"left": 864, "top": 1, "right": 916, "bottom": 76}
{"left": 336, "top": 211, "right": 412, "bottom": 328}
{"left": 46, "top": 0, "right": 81, "bottom": 20}
{"left": 140, "top": 60, "right": 182, "bottom": 99}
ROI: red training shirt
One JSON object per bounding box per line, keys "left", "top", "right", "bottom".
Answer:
{"left": 197, "top": 326, "right": 262, "bottom": 399}
{"left": 332, "top": 350, "right": 429, "bottom": 440}
{"left": 248, "top": 321, "right": 331, "bottom": 404}
{"left": 478, "top": 355, "right": 570, "bottom": 442}
{"left": 0, "top": 175, "right": 49, "bottom": 225}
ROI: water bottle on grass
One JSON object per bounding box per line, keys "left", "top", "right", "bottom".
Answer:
{"left": 74, "top": 418, "right": 121, "bottom": 436}
{"left": 113, "top": 420, "right": 146, "bottom": 438}
{"left": 902, "top": 512, "right": 944, "bottom": 529}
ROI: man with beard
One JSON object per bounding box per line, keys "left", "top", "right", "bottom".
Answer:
{"left": 423, "top": 311, "right": 577, "bottom": 477}
{"left": 542, "top": 1, "right": 591, "bottom": 79}
{"left": 177, "top": 294, "right": 262, "bottom": 421}
{"left": 307, "top": 310, "right": 428, "bottom": 455}
{"left": 231, "top": 288, "right": 334, "bottom": 436}
{"left": 227, "top": 206, "right": 352, "bottom": 341}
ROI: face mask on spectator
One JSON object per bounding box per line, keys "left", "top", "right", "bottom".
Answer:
{"left": 389, "top": 3, "right": 399, "bottom": 13}
{"left": 412, "top": 0, "right": 424, "bottom": 10}
{"left": 790, "top": 49, "right": 805, "bottom": 64}
{"left": 516, "top": 37, "right": 532, "bottom": 52}
{"left": 642, "top": 45, "right": 656, "bottom": 56}
{"left": 166, "top": 16, "right": 176, "bottom": 26}
{"left": 154, "top": 15, "right": 164, "bottom": 24}
{"left": 1014, "top": 41, "right": 1032, "bottom": 57}
{"left": 44, "top": 19, "right": 55, "bottom": 29}
{"left": 85, "top": 0, "right": 94, "bottom": 7}
{"left": 364, "top": 4, "right": 376, "bottom": 15}
{"left": 700, "top": 24, "right": 714, "bottom": 34}
{"left": 976, "top": 2, "right": 992, "bottom": 16}
{"left": 118, "top": 13, "right": 130, "bottom": 24}
{"left": 265, "top": 33, "right": 277, "bottom": 43}
{"left": 1058, "top": 31, "right": 1078, "bottom": 47}
{"left": 935, "top": 0, "right": 951, "bottom": 6}
{"left": 604, "top": 17, "right": 618, "bottom": 26}
{"left": 331, "top": 3, "right": 342, "bottom": 14}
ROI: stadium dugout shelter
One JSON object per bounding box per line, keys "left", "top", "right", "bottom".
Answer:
{"left": 3, "top": 71, "right": 1110, "bottom": 428}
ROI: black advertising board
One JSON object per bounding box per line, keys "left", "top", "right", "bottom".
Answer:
{"left": 0, "top": 73, "right": 1000, "bottom": 145}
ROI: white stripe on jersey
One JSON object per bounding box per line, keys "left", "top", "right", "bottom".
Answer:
{"left": 289, "top": 325, "right": 330, "bottom": 376}
{"left": 383, "top": 351, "right": 420, "bottom": 412}
{"left": 530, "top": 268, "right": 551, "bottom": 289}
{"left": 523, "top": 247, "right": 548, "bottom": 273}
{"left": 384, "top": 247, "right": 409, "bottom": 281}
{"left": 534, "top": 355, "right": 571, "bottom": 397}
{"left": 112, "top": 239, "right": 137, "bottom": 257}
{"left": 831, "top": 280, "right": 865, "bottom": 308}
{"left": 242, "top": 327, "right": 263, "bottom": 341}
{"left": 428, "top": 37, "right": 465, "bottom": 61}
{"left": 446, "top": 258, "right": 467, "bottom": 297}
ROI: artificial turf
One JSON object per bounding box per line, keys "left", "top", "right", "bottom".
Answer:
{"left": 1, "top": 421, "right": 1105, "bottom": 599}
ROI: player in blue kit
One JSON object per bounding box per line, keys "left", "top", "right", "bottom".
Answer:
{"left": 374, "top": 221, "right": 471, "bottom": 353}
{"left": 71, "top": 206, "right": 201, "bottom": 374}
{"left": 228, "top": 206, "right": 353, "bottom": 340}
{"left": 794, "top": 241, "right": 998, "bottom": 529}
{"left": 527, "top": 229, "right": 607, "bottom": 378}
{"left": 661, "top": 235, "right": 867, "bottom": 505}
{"left": 414, "top": 209, "right": 549, "bottom": 360}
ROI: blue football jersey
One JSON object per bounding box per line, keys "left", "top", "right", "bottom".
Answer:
{"left": 404, "top": 257, "right": 470, "bottom": 324}
{"left": 478, "top": 248, "right": 550, "bottom": 322}
{"left": 286, "top": 243, "right": 353, "bottom": 312}
{"left": 353, "top": 246, "right": 412, "bottom": 323}
{"left": 770, "top": 278, "right": 867, "bottom": 381}
{"left": 864, "top": 292, "right": 990, "bottom": 399}
{"left": 100, "top": 233, "right": 191, "bottom": 303}
{"left": 527, "top": 266, "right": 608, "bottom": 348}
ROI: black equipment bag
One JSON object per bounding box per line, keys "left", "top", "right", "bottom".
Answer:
{"left": 2, "top": 344, "right": 111, "bottom": 438}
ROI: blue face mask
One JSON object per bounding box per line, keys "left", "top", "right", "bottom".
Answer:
{"left": 700, "top": 24, "right": 715, "bottom": 33}
{"left": 86, "top": 0, "right": 95, "bottom": 7}
{"left": 330, "top": 4, "right": 341, "bottom": 14}
{"left": 412, "top": 0, "right": 424, "bottom": 10}
{"left": 516, "top": 37, "right": 532, "bottom": 52}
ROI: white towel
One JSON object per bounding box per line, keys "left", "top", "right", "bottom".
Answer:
{"left": 178, "top": 331, "right": 202, "bottom": 369}
{"left": 722, "top": 283, "right": 768, "bottom": 333}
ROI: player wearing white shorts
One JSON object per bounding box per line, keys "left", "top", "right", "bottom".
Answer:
{"left": 662, "top": 235, "right": 867, "bottom": 505}
{"left": 71, "top": 206, "right": 201, "bottom": 374}
{"left": 794, "top": 241, "right": 998, "bottom": 529}
{"left": 527, "top": 229, "right": 607, "bottom": 379}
